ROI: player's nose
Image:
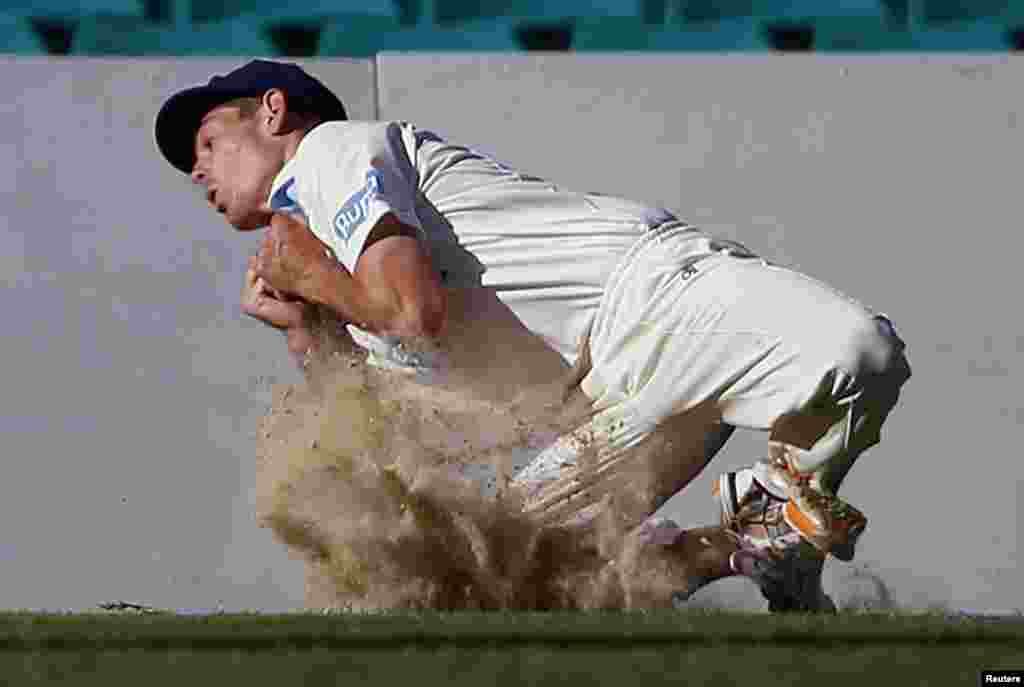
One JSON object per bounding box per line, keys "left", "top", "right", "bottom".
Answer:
{"left": 191, "top": 166, "right": 206, "bottom": 185}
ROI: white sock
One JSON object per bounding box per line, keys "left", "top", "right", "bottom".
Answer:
{"left": 751, "top": 460, "right": 791, "bottom": 500}
{"left": 734, "top": 468, "right": 756, "bottom": 504}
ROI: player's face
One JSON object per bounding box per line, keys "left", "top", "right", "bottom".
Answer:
{"left": 191, "top": 105, "right": 283, "bottom": 231}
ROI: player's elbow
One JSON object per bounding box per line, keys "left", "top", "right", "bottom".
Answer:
{"left": 391, "top": 286, "right": 447, "bottom": 339}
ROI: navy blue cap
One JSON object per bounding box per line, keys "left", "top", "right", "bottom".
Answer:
{"left": 155, "top": 59, "right": 348, "bottom": 175}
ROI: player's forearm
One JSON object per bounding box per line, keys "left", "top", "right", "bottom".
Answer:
{"left": 301, "top": 258, "right": 441, "bottom": 339}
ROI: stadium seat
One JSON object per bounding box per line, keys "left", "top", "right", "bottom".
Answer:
{"left": 192, "top": 0, "right": 402, "bottom": 24}
{"left": 72, "top": 14, "right": 277, "bottom": 56}
{"left": 743, "top": 0, "right": 909, "bottom": 52}
{"left": 318, "top": 18, "right": 520, "bottom": 57}
{"left": 755, "top": 1, "right": 910, "bottom": 52}
{"left": 752, "top": 0, "right": 892, "bottom": 20}
{"left": 574, "top": 16, "right": 773, "bottom": 51}
{"left": 420, "top": 0, "right": 651, "bottom": 27}
{"left": 996, "top": 4, "right": 1024, "bottom": 36}
{"left": 671, "top": 0, "right": 895, "bottom": 26}
{"left": 0, "top": 0, "right": 145, "bottom": 20}
{"left": 909, "top": 0, "right": 1011, "bottom": 27}
{"left": 803, "top": 21, "right": 915, "bottom": 50}
{"left": 911, "top": 18, "right": 1018, "bottom": 50}
{"left": 0, "top": 13, "right": 47, "bottom": 54}
{"left": 243, "top": 0, "right": 400, "bottom": 23}
{"left": 225, "top": 0, "right": 404, "bottom": 56}
{"left": 668, "top": 0, "right": 754, "bottom": 24}
{"left": 576, "top": 6, "right": 915, "bottom": 52}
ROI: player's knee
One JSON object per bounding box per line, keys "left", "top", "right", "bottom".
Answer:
{"left": 845, "top": 315, "right": 910, "bottom": 386}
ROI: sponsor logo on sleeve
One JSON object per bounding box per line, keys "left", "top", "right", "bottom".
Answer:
{"left": 333, "top": 169, "right": 384, "bottom": 243}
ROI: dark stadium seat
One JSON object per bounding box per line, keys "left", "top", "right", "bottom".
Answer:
{"left": 0, "top": 14, "right": 47, "bottom": 54}
{"left": 72, "top": 14, "right": 277, "bottom": 56}
{"left": 318, "top": 18, "right": 520, "bottom": 57}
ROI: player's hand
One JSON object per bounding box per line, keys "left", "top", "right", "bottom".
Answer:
{"left": 241, "top": 256, "right": 310, "bottom": 330}
{"left": 252, "top": 209, "right": 333, "bottom": 301}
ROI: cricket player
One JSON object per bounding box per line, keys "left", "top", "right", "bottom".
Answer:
{"left": 155, "top": 60, "right": 911, "bottom": 612}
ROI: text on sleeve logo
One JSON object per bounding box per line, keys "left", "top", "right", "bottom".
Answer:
{"left": 334, "top": 169, "right": 384, "bottom": 242}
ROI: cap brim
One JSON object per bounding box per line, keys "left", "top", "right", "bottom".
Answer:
{"left": 154, "top": 85, "right": 256, "bottom": 175}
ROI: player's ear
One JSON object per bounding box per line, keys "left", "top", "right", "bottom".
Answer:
{"left": 260, "top": 88, "right": 289, "bottom": 135}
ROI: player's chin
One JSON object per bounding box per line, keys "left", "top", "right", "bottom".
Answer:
{"left": 229, "top": 210, "right": 268, "bottom": 232}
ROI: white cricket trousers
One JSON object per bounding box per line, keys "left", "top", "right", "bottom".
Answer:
{"left": 511, "top": 223, "right": 911, "bottom": 528}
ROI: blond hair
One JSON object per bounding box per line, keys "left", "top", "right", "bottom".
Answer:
{"left": 222, "top": 96, "right": 262, "bottom": 120}
{"left": 221, "top": 95, "right": 321, "bottom": 128}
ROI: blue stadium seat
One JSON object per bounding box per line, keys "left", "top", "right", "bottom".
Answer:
{"left": 668, "top": 0, "right": 891, "bottom": 23}
{"left": 0, "top": 0, "right": 145, "bottom": 19}
{"left": 670, "top": 0, "right": 896, "bottom": 27}
{"left": 193, "top": 0, "right": 402, "bottom": 24}
{"left": 227, "top": 0, "right": 404, "bottom": 56}
{"left": 421, "top": 0, "right": 650, "bottom": 27}
{"left": 910, "top": 0, "right": 1011, "bottom": 27}
{"left": 751, "top": 0, "right": 893, "bottom": 21}
{"left": 755, "top": 1, "right": 909, "bottom": 51}
{"left": 318, "top": 18, "right": 520, "bottom": 57}
{"left": 72, "top": 14, "right": 277, "bottom": 55}
{"left": 911, "top": 18, "right": 1017, "bottom": 50}
{"left": 574, "top": 16, "right": 773, "bottom": 51}
{"left": 996, "top": 4, "right": 1024, "bottom": 31}
{"left": 190, "top": 0, "right": 250, "bottom": 24}
{"left": 239, "top": 0, "right": 400, "bottom": 23}
{"left": 806, "top": 21, "right": 915, "bottom": 50}
{"left": 669, "top": 0, "right": 754, "bottom": 24}
{"left": 577, "top": 7, "right": 914, "bottom": 52}
{"left": 657, "top": 0, "right": 908, "bottom": 51}
{"left": 749, "top": 1, "right": 909, "bottom": 51}
{"left": 0, "top": 14, "right": 46, "bottom": 53}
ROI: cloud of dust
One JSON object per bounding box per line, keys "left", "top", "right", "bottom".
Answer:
{"left": 832, "top": 563, "right": 896, "bottom": 612}
{"left": 252, "top": 308, "right": 735, "bottom": 612}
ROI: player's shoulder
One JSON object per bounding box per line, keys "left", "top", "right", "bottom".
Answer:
{"left": 303, "top": 120, "right": 416, "bottom": 150}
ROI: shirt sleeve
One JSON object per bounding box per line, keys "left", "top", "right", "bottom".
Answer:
{"left": 271, "top": 122, "right": 424, "bottom": 275}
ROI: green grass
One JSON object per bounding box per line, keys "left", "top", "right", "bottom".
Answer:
{"left": 1, "top": 610, "right": 1022, "bottom": 686}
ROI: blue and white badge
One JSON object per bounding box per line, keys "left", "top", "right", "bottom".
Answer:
{"left": 334, "top": 169, "right": 384, "bottom": 242}
{"left": 270, "top": 177, "right": 307, "bottom": 222}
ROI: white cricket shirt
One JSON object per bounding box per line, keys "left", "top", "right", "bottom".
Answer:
{"left": 267, "top": 121, "right": 688, "bottom": 366}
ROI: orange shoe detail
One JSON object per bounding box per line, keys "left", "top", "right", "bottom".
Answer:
{"left": 783, "top": 489, "right": 867, "bottom": 561}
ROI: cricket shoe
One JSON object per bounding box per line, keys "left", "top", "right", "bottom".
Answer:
{"left": 748, "top": 456, "right": 868, "bottom": 562}
{"left": 713, "top": 468, "right": 838, "bottom": 613}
